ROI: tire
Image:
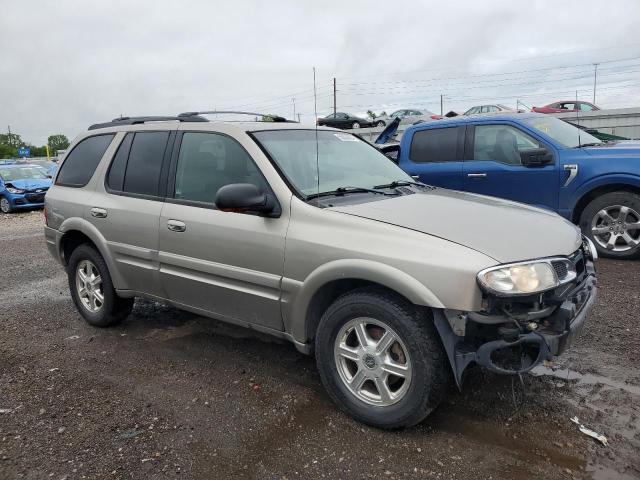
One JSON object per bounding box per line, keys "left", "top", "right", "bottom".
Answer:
{"left": 0, "top": 196, "right": 12, "bottom": 213}
{"left": 315, "top": 287, "right": 450, "bottom": 429}
{"left": 579, "top": 191, "right": 640, "bottom": 260}
{"left": 67, "top": 244, "right": 134, "bottom": 327}
{"left": 351, "top": 122, "right": 361, "bottom": 129}
{"left": 376, "top": 121, "right": 386, "bottom": 127}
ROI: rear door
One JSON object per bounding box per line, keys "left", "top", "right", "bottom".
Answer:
{"left": 401, "top": 125, "right": 466, "bottom": 189}
{"left": 158, "top": 131, "right": 288, "bottom": 331}
{"left": 94, "top": 130, "right": 174, "bottom": 297}
{"left": 462, "top": 123, "right": 559, "bottom": 210}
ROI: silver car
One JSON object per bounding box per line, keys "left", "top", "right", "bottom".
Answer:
{"left": 464, "top": 104, "right": 516, "bottom": 115}
{"left": 44, "top": 112, "right": 597, "bottom": 429}
{"left": 373, "top": 109, "right": 438, "bottom": 127}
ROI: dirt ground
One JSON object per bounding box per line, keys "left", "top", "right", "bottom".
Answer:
{"left": 1, "top": 211, "right": 638, "bottom": 480}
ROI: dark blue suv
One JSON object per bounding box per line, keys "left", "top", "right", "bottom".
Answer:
{"left": 395, "top": 113, "right": 640, "bottom": 260}
{"left": 0, "top": 163, "right": 52, "bottom": 213}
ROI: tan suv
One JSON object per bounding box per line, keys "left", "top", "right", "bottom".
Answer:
{"left": 44, "top": 112, "right": 597, "bottom": 428}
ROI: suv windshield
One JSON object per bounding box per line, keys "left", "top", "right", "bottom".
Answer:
{"left": 253, "top": 130, "right": 412, "bottom": 197}
{"left": 522, "top": 116, "right": 602, "bottom": 148}
{"left": 0, "top": 166, "right": 48, "bottom": 182}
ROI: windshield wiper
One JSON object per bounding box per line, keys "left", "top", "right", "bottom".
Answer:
{"left": 373, "top": 180, "right": 436, "bottom": 190}
{"left": 306, "top": 186, "right": 398, "bottom": 201}
{"left": 576, "top": 142, "right": 603, "bottom": 148}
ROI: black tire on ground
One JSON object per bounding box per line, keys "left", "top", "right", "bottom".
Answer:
{"left": 0, "top": 196, "right": 12, "bottom": 213}
{"left": 67, "top": 244, "right": 134, "bottom": 327}
{"left": 376, "top": 121, "right": 385, "bottom": 127}
{"left": 315, "top": 287, "right": 450, "bottom": 429}
{"left": 579, "top": 191, "right": 640, "bottom": 260}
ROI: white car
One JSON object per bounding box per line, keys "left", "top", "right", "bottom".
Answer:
{"left": 374, "top": 109, "right": 439, "bottom": 127}
{"left": 464, "top": 104, "right": 516, "bottom": 115}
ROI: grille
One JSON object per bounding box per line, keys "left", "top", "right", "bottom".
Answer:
{"left": 25, "top": 193, "right": 45, "bottom": 203}
{"left": 552, "top": 261, "right": 568, "bottom": 280}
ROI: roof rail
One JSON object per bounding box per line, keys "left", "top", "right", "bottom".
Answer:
{"left": 88, "top": 115, "right": 209, "bottom": 130}
{"left": 178, "top": 111, "right": 293, "bottom": 123}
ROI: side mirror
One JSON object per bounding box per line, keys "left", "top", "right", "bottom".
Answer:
{"left": 215, "top": 183, "right": 279, "bottom": 217}
{"left": 520, "top": 148, "right": 553, "bottom": 167}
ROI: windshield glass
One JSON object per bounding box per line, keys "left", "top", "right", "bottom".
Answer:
{"left": 253, "top": 130, "right": 412, "bottom": 197}
{"left": 0, "top": 166, "right": 48, "bottom": 182}
{"left": 522, "top": 116, "right": 602, "bottom": 148}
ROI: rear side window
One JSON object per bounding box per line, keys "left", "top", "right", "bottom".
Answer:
{"left": 55, "top": 134, "right": 115, "bottom": 187}
{"left": 106, "top": 133, "right": 133, "bottom": 191}
{"left": 122, "top": 132, "right": 170, "bottom": 197}
{"left": 409, "top": 127, "right": 461, "bottom": 163}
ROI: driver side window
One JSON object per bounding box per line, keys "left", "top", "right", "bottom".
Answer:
{"left": 473, "top": 125, "right": 540, "bottom": 165}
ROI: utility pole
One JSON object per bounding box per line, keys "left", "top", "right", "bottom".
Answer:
{"left": 440, "top": 95, "right": 443, "bottom": 116}
{"left": 292, "top": 97, "right": 296, "bottom": 120}
{"left": 333, "top": 77, "right": 337, "bottom": 116}
{"left": 297, "top": 113, "right": 301, "bottom": 123}
{"left": 7, "top": 125, "right": 12, "bottom": 147}
{"left": 593, "top": 63, "right": 599, "bottom": 105}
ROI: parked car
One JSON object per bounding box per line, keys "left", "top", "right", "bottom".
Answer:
{"left": 532, "top": 101, "right": 600, "bottom": 114}
{"left": 373, "top": 109, "right": 440, "bottom": 127}
{"left": 387, "top": 113, "right": 640, "bottom": 259}
{"left": 464, "top": 104, "right": 516, "bottom": 115}
{"left": 317, "top": 112, "right": 374, "bottom": 129}
{"left": 563, "top": 120, "right": 628, "bottom": 142}
{"left": 45, "top": 113, "right": 596, "bottom": 429}
{"left": 0, "top": 163, "right": 52, "bottom": 213}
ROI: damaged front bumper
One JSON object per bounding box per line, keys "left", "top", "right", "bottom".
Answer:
{"left": 434, "top": 251, "right": 597, "bottom": 387}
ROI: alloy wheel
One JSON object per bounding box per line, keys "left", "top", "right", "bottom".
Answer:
{"left": 0, "top": 198, "right": 10, "bottom": 213}
{"left": 334, "top": 317, "right": 412, "bottom": 406}
{"left": 75, "top": 260, "right": 104, "bottom": 312}
{"left": 591, "top": 205, "right": 640, "bottom": 252}
{"left": 352, "top": 122, "right": 360, "bottom": 129}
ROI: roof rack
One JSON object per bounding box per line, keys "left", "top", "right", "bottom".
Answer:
{"left": 88, "top": 115, "right": 209, "bottom": 130}
{"left": 179, "top": 111, "right": 292, "bottom": 122}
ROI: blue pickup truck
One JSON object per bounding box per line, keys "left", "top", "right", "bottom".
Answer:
{"left": 388, "top": 113, "right": 640, "bottom": 260}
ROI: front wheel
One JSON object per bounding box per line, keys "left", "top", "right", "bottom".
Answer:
{"left": 67, "top": 244, "right": 134, "bottom": 327}
{"left": 579, "top": 191, "right": 640, "bottom": 260}
{"left": 315, "top": 287, "right": 449, "bottom": 429}
{"left": 0, "top": 197, "right": 12, "bottom": 213}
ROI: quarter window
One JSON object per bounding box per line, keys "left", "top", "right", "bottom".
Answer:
{"left": 55, "top": 134, "right": 115, "bottom": 187}
{"left": 409, "top": 127, "right": 461, "bottom": 163}
{"left": 473, "top": 125, "right": 540, "bottom": 165}
{"left": 122, "top": 132, "right": 170, "bottom": 197}
{"left": 173, "top": 132, "right": 267, "bottom": 204}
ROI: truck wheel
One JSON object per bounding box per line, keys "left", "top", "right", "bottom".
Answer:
{"left": 0, "top": 197, "right": 12, "bottom": 213}
{"left": 67, "top": 244, "right": 134, "bottom": 327}
{"left": 315, "top": 287, "right": 449, "bottom": 429}
{"left": 579, "top": 191, "right": 640, "bottom": 260}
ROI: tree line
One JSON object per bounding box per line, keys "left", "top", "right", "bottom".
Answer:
{"left": 0, "top": 132, "right": 70, "bottom": 159}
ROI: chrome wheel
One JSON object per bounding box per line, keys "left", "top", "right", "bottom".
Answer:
{"left": 334, "top": 317, "right": 412, "bottom": 406}
{"left": 376, "top": 121, "right": 385, "bottom": 127}
{"left": 591, "top": 205, "right": 640, "bottom": 252}
{"left": 75, "top": 260, "right": 104, "bottom": 313}
{"left": 0, "top": 198, "right": 10, "bottom": 213}
{"left": 352, "top": 122, "right": 360, "bottom": 129}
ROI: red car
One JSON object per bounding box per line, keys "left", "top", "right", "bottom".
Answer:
{"left": 532, "top": 100, "right": 600, "bottom": 114}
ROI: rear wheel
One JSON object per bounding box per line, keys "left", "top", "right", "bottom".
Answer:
{"left": 315, "top": 287, "right": 449, "bottom": 429}
{"left": 0, "top": 197, "right": 12, "bottom": 213}
{"left": 579, "top": 191, "right": 640, "bottom": 259}
{"left": 67, "top": 244, "right": 134, "bottom": 327}
{"left": 351, "top": 122, "right": 361, "bottom": 129}
{"left": 376, "top": 121, "right": 385, "bottom": 127}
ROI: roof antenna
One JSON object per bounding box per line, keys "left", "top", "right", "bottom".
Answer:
{"left": 313, "top": 67, "right": 320, "bottom": 204}
{"left": 575, "top": 90, "right": 581, "bottom": 148}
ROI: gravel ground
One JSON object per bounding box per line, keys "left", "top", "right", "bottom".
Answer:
{"left": 1, "top": 210, "right": 638, "bottom": 480}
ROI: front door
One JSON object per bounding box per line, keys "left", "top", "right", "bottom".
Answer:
{"left": 462, "top": 124, "right": 558, "bottom": 210}
{"left": 158, "top": 131, "right": 288, "bottom": 331}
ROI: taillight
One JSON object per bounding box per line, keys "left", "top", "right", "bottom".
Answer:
{"left": 431, "top": 115, "right": 442, "bottom": 120}
{"left": 43, "top": 204, "right": 49, "bottom": 226}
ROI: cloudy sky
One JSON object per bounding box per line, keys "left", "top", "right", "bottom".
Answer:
{"left": 1, "top": 0, "right": 639, "bottom": 145}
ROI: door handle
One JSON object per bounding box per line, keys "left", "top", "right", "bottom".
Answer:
{"left": 90, "top": 207, "right": 107, "bottom": 218}
{"left": 467, "top": 173, "right": 487, "bottom": 178}
{"left": 167, "top": 220, "right": 186, "bottom": 233}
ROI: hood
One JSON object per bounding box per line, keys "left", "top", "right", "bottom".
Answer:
{"left": 375, "top": 117, "right": 401, "bottom": 144}
{"left": 582, "top": 141, "right": 640, "bottom": 157}
{"left": 329, "top": 189, "right": 582, "bottom": 263}
{"left": 6, "top": 178, "right": 52, "bottom": 191}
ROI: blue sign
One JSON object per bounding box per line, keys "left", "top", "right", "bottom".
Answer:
{"left": 17, "top": 147, "right": 30, "bottom": 157}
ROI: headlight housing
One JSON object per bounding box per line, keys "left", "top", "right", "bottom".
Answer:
{"left": 6, "top": 186, "right": 24, "bottom": 194}
{"left": 478, "top": 258, "right": 576, "bottom": 296}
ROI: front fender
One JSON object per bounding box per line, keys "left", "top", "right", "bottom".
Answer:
{"left": 57, "top": 217, "right": 126, "bottom": 290}
{"left": 566, "top": 173, "right": 640, "bottom": 213}
{"left": 282, "top": 258, "right": 445, "bottom": 344}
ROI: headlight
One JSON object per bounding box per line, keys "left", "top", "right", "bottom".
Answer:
{"left": 478, "top": 259, "right": 576, "bottom": 296}
{"left": 6, "top": 187, "right": 24, "bottom": 194}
